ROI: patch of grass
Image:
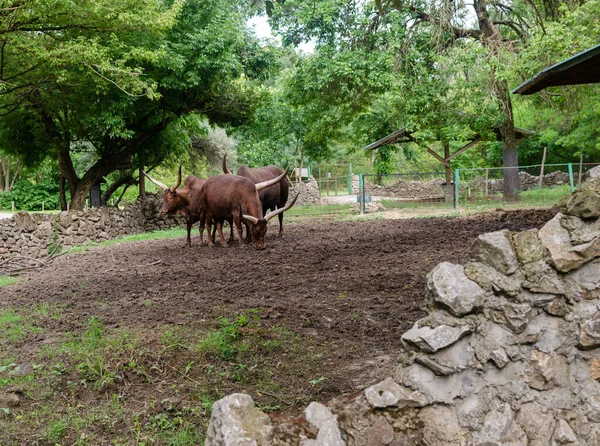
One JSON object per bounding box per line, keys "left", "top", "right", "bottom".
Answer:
{"left": 0, "top": 276, "right": 19, "bottom": 287}
{"left": 0, "top": 306, "right": 330, "bottom": 444}
{"left": 67, "top": 228, "right": 188, "bottom": 254}
{"left": 0, "top": 307, "right": 42, "bottom": 343}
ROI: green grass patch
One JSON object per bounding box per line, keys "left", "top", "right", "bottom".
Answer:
{"left": 286, "top": 203, "right": 353, "bottom": 218}
{"left": 67, "top": 227, "right": 187, "bottom": 254}
{"left": 0, "top": 276, "right": 19, "bottom": 287}
{"left": 0, "top": 307, "right": 329, "bottom": 444}
{"left": 459, "top": 184, "right": 571, "bottom": 210}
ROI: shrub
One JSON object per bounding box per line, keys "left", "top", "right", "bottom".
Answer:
{"left": 0, "top": 179, "right": 60, "bottom": 211}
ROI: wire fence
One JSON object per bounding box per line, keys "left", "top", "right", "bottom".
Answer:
{"left": 354, "top": 162, "right": 600, "bottom": 214}
{"left": 360, "top": 172, "right": 455, "bottom": 210}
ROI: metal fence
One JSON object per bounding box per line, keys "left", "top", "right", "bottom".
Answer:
{"left": 312, "top": 163, "right": 353, "bottom": 196}
{"left": 355, "top": 163, "right": 600, "bottom": 214}
{"left": 357, "top": 172, "right": 455, "bottom": 212}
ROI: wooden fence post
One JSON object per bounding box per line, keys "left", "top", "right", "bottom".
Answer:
{"left": 539, "top": 147, "right": 547, "bottom": 188}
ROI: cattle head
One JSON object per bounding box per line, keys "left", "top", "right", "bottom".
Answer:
{"left": 241, "top": 193, "right": 298, "bottom": 249}
{"left": 142, "top": 165, "right": 184, "bottom": 214}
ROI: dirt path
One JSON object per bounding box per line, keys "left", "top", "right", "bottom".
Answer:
{"left": 1, "top": 208, "right": 556, "bottom": 397}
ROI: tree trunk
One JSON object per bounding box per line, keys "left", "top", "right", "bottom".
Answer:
{"left": 474, "top": 0, "right": 520, "bottom": 199}
{"left": 59, "top": 176, "right": 68, "bottom": 211}
{"left": 298, "top": 144, "right": 305, "bottom": 184}
{"left": 102, "top": 173, "right": 135, "bottom": 205}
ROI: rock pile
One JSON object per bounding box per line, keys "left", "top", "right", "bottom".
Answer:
{"left": 472, "top": 171, "right": 570, "bottom": 194}
{"left": 205, "top": 178, "right": 600, "bottom": 445}
{"left": 289, "top": 177, "right": 321, "bottom": 206}
{"left": 364, "top": 178, "right": 445, "bottom": 200}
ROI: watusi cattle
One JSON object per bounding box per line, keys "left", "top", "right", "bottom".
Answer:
{"left": 201, "top": 167, "right": 298, "bottom": 249}
{"left": 222, "top": 153, "right": 290, "bottom": 238}
{"left": 142, "top": 166, "right": 233, "bottom": 247}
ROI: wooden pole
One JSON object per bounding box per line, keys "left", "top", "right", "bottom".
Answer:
{"left": 444, "top": 142, "right": 451, "bottom": 184}
{"left": 485, "top": 168, "right": 489, "bottom": 196}
{"left": 539, "top": 147, "right": 547, "bottom": 188}
{"left": 139, "top": 163, "right": 145, "bottom": 199}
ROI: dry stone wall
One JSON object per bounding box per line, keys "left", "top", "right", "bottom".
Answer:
{"left": 0, "top": 193, "right": 184, "bottom": 258}
{"left": 205, "top": 178, "right": 600, "bottom": 445}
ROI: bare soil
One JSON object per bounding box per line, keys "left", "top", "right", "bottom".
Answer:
{"left": 0, "top": 208, "right": 556, "bottom": 443}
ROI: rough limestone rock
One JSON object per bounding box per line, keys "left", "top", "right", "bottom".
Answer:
{"left": 402, "top": 322, "right": 473, "bottom": 353}
{"left": 579, "top": 315, "right": 600, "bottom": 350}
{"left": 568, "top": 259, "right": 600, "bottom": 299}
{"left": 560, "top": 215, "right": 600, "bottom": 245}
{"left": 363, "top": 378, "right": 427, "bottom": 409}
{"left": 512, "top": 228, "right": 549, "bottom": 264}
{"left": 565, "top": 189, "right": 600, "bottom": 220}
{"left": 302, "top": 402, "right": 345, "bottom": 446}
{"left": 464, "top": 262, "right": 523, "bottom": 297}
{"left": 205, "top": 197, "right": 600, "bottom": 446}
{"left": 205, "top": 394, "right": 272, "bottom": 445}
{"left": 426, "top": 262, "right": 486, "bottom": 316}
{"left": 538, "top": 213, "right": 600, "bottom": 272}
{"left": 470, "top": 229, "right": 519, "bottom": 275}
{"left": 553, "top": 419, "right": 578, "bottom": 444}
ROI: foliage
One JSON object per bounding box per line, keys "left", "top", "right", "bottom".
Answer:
{"left": 0, "top": 0, "right": 267, "bottom": 209}
{"left": 0, "top": 179, "right": 60, "bottom": 211}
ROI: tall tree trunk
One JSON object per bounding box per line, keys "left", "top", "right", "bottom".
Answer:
{"left": 59, "top": 176, "right": 68, "bottom": 211}
{"left": 474, "top": 0, "right": 520, "bottom": 199}
{"left": 298, "top": 144, "right": 305, "bottom": 184}
{"left": 103, "top": 173, "right": 135, "bottom": 205}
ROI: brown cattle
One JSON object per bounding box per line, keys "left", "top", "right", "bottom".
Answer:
{"left": 142, "top": 166, "right": 233, "bottom": 247}
{"left": 201, "top": 167, "right": 298, "bottom": 249}
{"left": 222, "top": 154, "right": 290, "bottom": 238}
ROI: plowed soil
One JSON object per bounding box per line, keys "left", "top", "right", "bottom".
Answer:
{"left": 2, "top": 209, "right": 556, "bottom": 398}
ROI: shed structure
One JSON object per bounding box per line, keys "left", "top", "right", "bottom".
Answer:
{"left": 363, "top": 127, "right": 534, "bottom": 184}
{"left": 513, "top": 43, "right": 600, "bottom": 95}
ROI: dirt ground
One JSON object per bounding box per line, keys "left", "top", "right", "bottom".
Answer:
{"left": 2, "top": 208, "right": 556, "bottom": 397}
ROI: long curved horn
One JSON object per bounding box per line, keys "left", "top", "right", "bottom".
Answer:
{"left": 255, "top": 166, "right": 290, "bottom": 191}
{"left": 265, "top": 193, "right": 299, "bottom": 222}
{"left": 241, "top": 214, "right": 259, "bottom": 225}
{"left": 170, "top": 164, "right": 182, "bottom": 192}
{"left": 222, "top": 153, "right": 232, "bottom": 174}
{"left": 142, "top": 171, "right": 168, "bottom": 191}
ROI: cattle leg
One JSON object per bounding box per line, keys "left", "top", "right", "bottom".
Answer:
{"left": 228, "top": 218, "right": 235, "bottom": 244}
{"left": 233, "top": 214, "right": 246, "bottom": 245}
{"left": 216, "top": 222, "right": 228, "bottom": 247}
{"left": 186, "top": 221, "right": 193, "bottom": 247}
{"left": 278, "top": 212, "right": 284, "bottom": 237}
{"left": 244, "top": 222, "right": 252, "bottom": 243}
{"left": 198, "top": 215, "right": 206, "bottom": 246}
{"left": 205, "top": 213, "right": 215, "bottom": 249}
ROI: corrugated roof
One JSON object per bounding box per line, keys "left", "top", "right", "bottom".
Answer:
{"left": 513, "top": 43, "right": 600, "bottom": 95}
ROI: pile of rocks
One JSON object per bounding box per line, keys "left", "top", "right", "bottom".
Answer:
{"left": 205, "top": 178, "right": 600, "bottom": 445}
{"left": 472, "top": 171, "right": 571, "bottom": 194}
{"left": 365, "top": 178, "right": 445, "bottom": 200}
{"left": 0, "top": 193, "right": 183, "bottom": 258}
{"left": 289, "top": 177, "right": 321, "bottom": 206}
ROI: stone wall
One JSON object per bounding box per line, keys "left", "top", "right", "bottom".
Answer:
{"left": 0, "top": 193, "right": 184, "bottom": 258}
{"left": 205, "top": 178, "right": 600, "bottom": 445}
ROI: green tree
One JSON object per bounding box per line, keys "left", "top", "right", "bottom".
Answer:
{"left": 0, "top": 0, "right": 262, "bottom": 210}
{"left": 263, "top": 0, "right": 557, "bottom": 198}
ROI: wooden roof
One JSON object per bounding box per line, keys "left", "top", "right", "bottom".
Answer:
{"left": 513, "top": 43, "right": 600, "bottom": 95}
{"left": 363, "top": 127, "right": 534, "bottom": 151}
